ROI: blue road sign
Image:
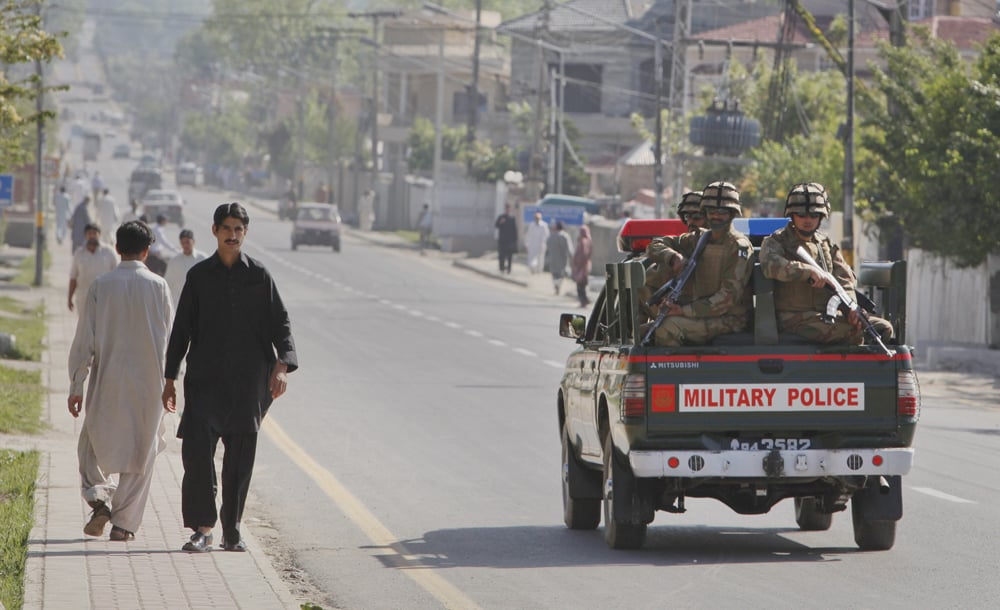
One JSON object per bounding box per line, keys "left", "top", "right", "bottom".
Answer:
{"left": 0, "top": 174, "right": 13, "bottom": 208}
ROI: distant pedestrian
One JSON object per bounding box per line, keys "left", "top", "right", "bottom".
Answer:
{"left": 68, "top": 223, "right": 117, "bottom": 318}
{"left": 90, "top": 171, "right": 105, "bottom": 204}
{"left": 69, "top": 196, "right": 94, "bottom": 253}
{"left": 494, "top": 203, "right": 518, "bottom": 274}
{"left": 545, "top": 221, "right": 573, "bottom": 295}
{"left": 572, "top": 225, "right": 593, "bottom": 307}
{"left": 54, "top": 185, "right": 71, "bottom": 245}
{"left": 121, "top": 198, "right": 142, "bottom": 224}
{"left": 68, "top": 220, "right": 173, "bottom": 542}
{"left": 164, "top": 229, "right": 207, "bottom": 310}
{"left": 524, "top": 211, "right": 550, "bottom": 274}
{"left": 147, "top": 215, "right": 180, "bottom": 276}
{"left": 96, "top": 188, "right": 120, "bottom": 245}
{"left": 417, "top": 202, "right": 433, "bottom": 254}
{"left": 163, "top": 202, "right": 298, "bottom": 553}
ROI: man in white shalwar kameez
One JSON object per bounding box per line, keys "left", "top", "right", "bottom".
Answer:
{"left": 524, "top": 211, "right": 550, "bottom": 274}
{"left": 164, "top": 229, "right": 207, "bottom": 311}
{"left": 68, "top": 221, "right": 173, "bottom": 541}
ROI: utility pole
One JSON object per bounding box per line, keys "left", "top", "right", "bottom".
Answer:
{"left": 34, "top": 3, "right": 45, "bottom": 287}
{"left": 466, "top": 0, "right": 483, "bottom": 149}
{"left": 670, "top": 0, "right": 691, "bottom": 213}
{"left": 433, "top": 31, "right": 445, "bottom": 224}
{"left": 348, "top": 10, "right": 403, "bottom": 194}
{"left": 843, "top": 0, "right": 855, "bottom": 266}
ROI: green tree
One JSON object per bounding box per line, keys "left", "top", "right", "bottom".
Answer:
{"left": 0, "top": 0, "right": 63, "bottom": 168}
{"left": 179, "top": 101, "right": 253, "bottom": 167}
{"left": 860, "top": 30, "right": 1000, "bottom": 267}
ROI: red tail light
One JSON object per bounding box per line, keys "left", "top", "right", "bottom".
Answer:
{"left": 897, "top": 370, "right": 920, "bottom": 419}
{"left": 622, "top": 375, "right": 646, "bottom": 419}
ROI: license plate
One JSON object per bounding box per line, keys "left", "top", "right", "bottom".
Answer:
{"left": 730, "top": 438, "right": 813, "bottom": 451}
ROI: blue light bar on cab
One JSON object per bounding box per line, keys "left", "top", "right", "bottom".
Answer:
{"left": 733, "top": 217, "right": 787, "bottom": 237}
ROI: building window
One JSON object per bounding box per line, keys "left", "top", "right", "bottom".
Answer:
{"left": 557, "top": 64, "right": 603, "bottom": 114}
{"left": 908, "top": 0, "right": 932, "bottom": 19}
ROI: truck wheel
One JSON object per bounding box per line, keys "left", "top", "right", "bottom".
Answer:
{"left": 602, "top": 436, "right": 646, "bottom": 550}
{"left": 794, "top": 497, "right": 833, "bottom": 531}
{"left": 851, "top": 499, "right": 896, "bottom": 551}
{"left": 562, "top": 425, "right": 600, "bottom": 530}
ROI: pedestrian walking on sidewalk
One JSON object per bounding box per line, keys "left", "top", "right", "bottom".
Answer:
{"left": 572, "top": 225, "right": 593, "bottom": 308}
{"left": 545, "top": 221, "right": 573, "bottom": 295}
{"left": 68, "top": 223, "right": 118, "bottom": 319}
{"left": 163, "top": 202, "right": 298, "bottom": 553}
{"left": 69, "top": 195, "right": 94, "bottom": 253}
{"left": 494, "top": 203, "right": 518, "bottom": 274}
{"left": 164, "top": 229, "right": 207, "bottom": 310}
{"left": 54, "top": 185, "right": 71, "bottom": 245}
{"left": 417, "top": 202, "right": 433, "bottom": 254}
{"left": 68, "top": 221, "right": 173, "bottom": 542}
{"left": 524, "top": 212, "right": 550, "bottom": 274}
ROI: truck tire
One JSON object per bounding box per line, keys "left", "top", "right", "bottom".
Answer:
{"left": 602, "top": 436, "right": 646, "bottom": 550}
{"left": 562, "top": 425, "right": 600, "bottom": 530}
{"left": 852, "top": 500, "right": 896, "bottom": 551}
{"left": 794, "top": 497, "right": 833, "bottom": 531}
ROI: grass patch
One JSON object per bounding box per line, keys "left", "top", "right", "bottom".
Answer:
{"left": 0, "top": 449, "right": 40, "bottom": 610}
{"left": 0, "top": 298, "right": 45, "bottom": 362}
{"left": 9, "top": 250, "right": 49, "bottom": 287}
{"left": 0, "top": 367, "right": 43, "bottom": 435}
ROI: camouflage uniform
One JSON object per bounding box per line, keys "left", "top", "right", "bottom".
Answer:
{"left": 760, "top": 183, "right": 893, "bottom": 345}
{"left": 640, "top": 191, "right": 704, "bottom": 319}
{"left": 648, "top": 225, "right": 753, "bottom": 346}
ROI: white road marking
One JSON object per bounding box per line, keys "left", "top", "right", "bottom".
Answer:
{"left": 544, "top": 360, "right": 565, "bottom": 369}
{"left": 488, "top": 339, "right": 507, "bottom": 347}
{"left": 408, "top": 310, "right": 424, "bottom": 317}
{"left": 513, "top": 348, "right": 537, "bottom": 358}
{"left": 909, "top": 486, "right": 977, "bottom": 504}
{"left": 445, "top": 322, "right": 462, "bottom": 330}
{"left": 465, "top": 330, "right": 483, "bottom": 337}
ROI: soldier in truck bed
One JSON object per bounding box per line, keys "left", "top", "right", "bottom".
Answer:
{"left": 643, "top": 181, "right": 754, "bottom": 346}
{"left": 759, "top": 182, "right": 893, "bottom": 344}
{"left": 639, "top": 190, "right": 705, "bottom": 317}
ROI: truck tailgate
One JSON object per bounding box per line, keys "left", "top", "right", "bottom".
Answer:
{"left": 638, "top": 349, "right": 909, "bottom": 444}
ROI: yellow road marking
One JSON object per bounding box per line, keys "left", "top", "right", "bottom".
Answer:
{"left": 263, "top": 417, "right": 481, "bottom": 610}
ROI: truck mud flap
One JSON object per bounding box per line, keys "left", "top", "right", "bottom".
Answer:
{"left": 853, "top": 475, "right": 903, "bottom": 521}
{"left": 610, "top": 448, "right": 654, "bottom": 524}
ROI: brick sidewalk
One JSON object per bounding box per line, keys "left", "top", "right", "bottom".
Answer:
{"left": 17, "top": 239, "right": 298, "bottom": 609}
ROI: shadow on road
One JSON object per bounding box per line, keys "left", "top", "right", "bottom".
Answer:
{"left": 362, "top": 524, "right": 859, "bottom": 570}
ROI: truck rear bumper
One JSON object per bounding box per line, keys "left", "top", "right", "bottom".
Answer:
{"left": 629, "top": 448, "right": 913, "bottom": 478}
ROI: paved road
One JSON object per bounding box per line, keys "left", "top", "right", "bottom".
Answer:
{"left": 161, "top": 186, "right": 999, "bottom": 609}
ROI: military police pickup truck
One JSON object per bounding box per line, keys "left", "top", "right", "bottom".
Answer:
{"left": 558, "top": 218, "right": 919, "bottom": 551}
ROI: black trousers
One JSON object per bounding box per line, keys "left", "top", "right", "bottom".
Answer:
{"left": 181, "top": 416, "right": 258, "bottom": 544}
{"left": 498, "top": 243, "right": 514, "bottom": 272}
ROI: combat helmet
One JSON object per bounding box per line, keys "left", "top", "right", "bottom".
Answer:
{"left": 784, "top": 182, "right": 831, "bottom": 218}
{"left": 699, "top": 181, "right": 741, "bottom": 215}
{"left": 676, "top": 190, "right": 703, "bottom": 218}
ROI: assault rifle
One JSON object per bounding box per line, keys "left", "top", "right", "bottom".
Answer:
{"left": 641, "top": 230, "right": 712, "bottom": 346}
{"left": 795, "top": 246, "right": 895, "bottom": 357}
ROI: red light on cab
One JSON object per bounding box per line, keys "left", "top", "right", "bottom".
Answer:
{"left": 667, "top": 456, "right": 680, "bottom": 469}
{"left": 872, "top": 455, "right": 884, "bottom": 467}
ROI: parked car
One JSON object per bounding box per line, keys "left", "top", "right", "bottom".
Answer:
{"left": 141, "top": 189, "right": 185, "bottom": 227}
{"left": 112, "top": 143, "right": 131, "bottom": 159}
{"left": 291, "top": 203, "right": 341, "bottom": 252}
{"left": 175, "top": 162, "right": 202, "bottom": 186}
{"left": 128, "top": 167, "right": 162, "bottom": 201}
